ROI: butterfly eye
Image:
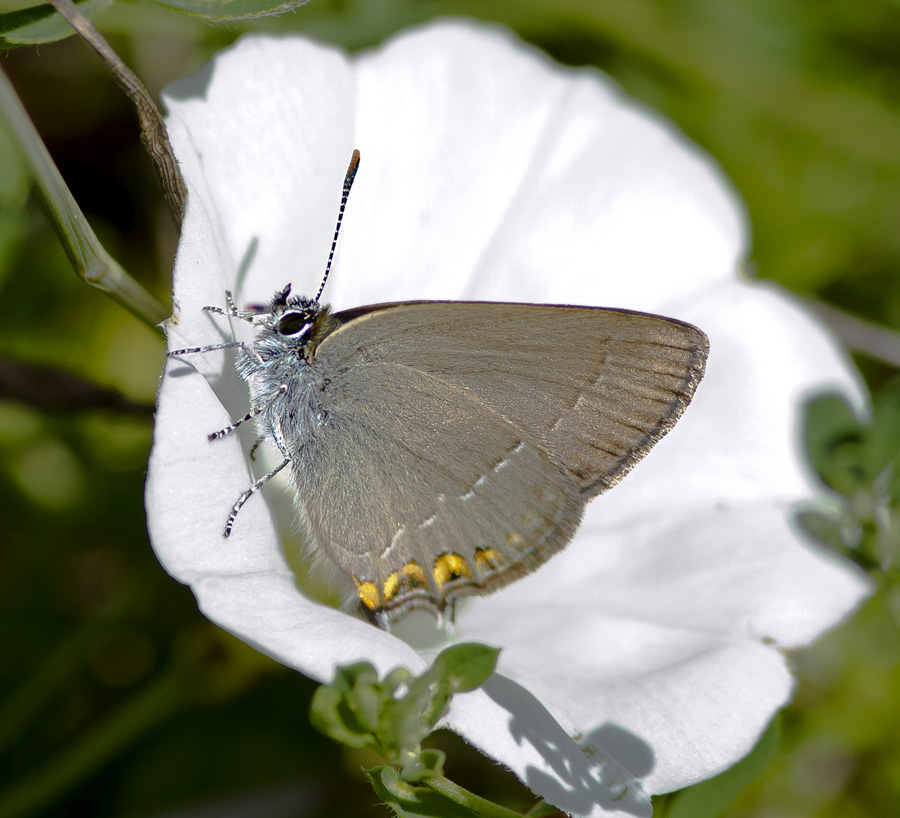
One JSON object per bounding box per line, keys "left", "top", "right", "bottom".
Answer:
{"left": 276, "top": 311, "right": 312, "bottom": 337}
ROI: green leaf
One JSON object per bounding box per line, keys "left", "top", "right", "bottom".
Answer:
{"left": 380, "top": 702, "right": 431, "bottom": 759}
{"left": 310, "top": 643, "right": 500, "bottom": 771}
{"left": 666, "top": 717, "right": 780, "bottom": 818}
{"left": 309, "top": 685, "right": 378, "bottom": 750}
{"left": 143, "top": 0, "right": 310, "bottom": 22}
{"left": 799, "top": 384, "right": 900, "bottom": 569}
{"left": 802, "top": 393, "right": 867, "bottom": 497}
{"left": 429, "top": 643, "right": 501, "bottom": 694}
{"left": 338, "top": 662, "right": 388, "bottom": 733}
{"left": 795, "top": 507, "right": 862, "bottom": 555}
{"left": 0, "top": 0, "right": 111, "bottom": 48}
{"left": 310, "top": 660, "right": 401, "bottom": 748}
{"left": 869, "top": 380, "right": 900, "bottom": 493}
{"left": 0, "top": 106, "right": 28, "bottom": 291}
{"left": 408, "top": 643, "right": 500, "bottom": 730}
{"left": 0, "top": 113, "right": 27, "bottom": 208}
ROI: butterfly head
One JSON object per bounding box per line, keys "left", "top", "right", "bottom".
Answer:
{"left": 250, "top": 284, "right": 336, "bottom": 361}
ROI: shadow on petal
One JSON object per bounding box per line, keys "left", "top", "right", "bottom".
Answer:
{"left": 484, "top": 674, "right": 653, "bottom": 817}
{"left": 165, "top": 59, "right": 215, "bottom": 102}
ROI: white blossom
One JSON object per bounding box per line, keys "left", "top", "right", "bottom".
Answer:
{"left": 146, "top": 22, "right": 870, "bottom": 816}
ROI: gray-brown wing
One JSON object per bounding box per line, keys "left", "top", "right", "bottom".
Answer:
{"left": 290, "top": 360, "right": 584, "bottom": 617}
{"left": 323, "top": 301, "right": 708, "bottom": 499}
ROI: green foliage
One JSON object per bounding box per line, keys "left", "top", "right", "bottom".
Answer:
{"left": 0, "top": 0, "right": 311, "bottom": 45}
{"left": 311, "top": 643, "right": 499, "bottom": 779}
{"left": 0, "top": 0, "right": 111, "bottom": 48}
{"left": 799, "top": 384, "right": 900, "bottom": 572}
{"left": 0, "top": 109, "right": 27, "bottom": 205}
{"left": 367, "top": 762, "right": 520, "bottom": 818}
{"left": 0, "top": 68, "right": 167, "bottom": 327}
{"left": 0, "top": 105, "right": 28, "bottom": 288}
{"left": 144, "top": 0, "right": 311, "bottom": 21}
{"left": 308, "top": 644, "right": 536, "bottom": 818}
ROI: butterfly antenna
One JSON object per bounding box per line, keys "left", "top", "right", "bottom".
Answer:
{"left": 315, "top": 149, "right": 361, "bottom": 303}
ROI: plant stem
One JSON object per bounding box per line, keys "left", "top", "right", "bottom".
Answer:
{"left": 804, "top": 299, "right": 900, "bottom": 369}
{"left": 427, "top": 774, "right": 525, "bottom": 818}
{"left": 47, "top": 0, "right": 186, "bottom": 225}
{"left": 0, "top": 66, "right": 169, "bottom": 329}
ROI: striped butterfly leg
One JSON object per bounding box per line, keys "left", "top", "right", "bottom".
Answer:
{"left": 203, "top": 290, "right": 271, "bottom": 324}
{"left": 224, "top": 459, "right": 289, "bottom": 538}
{"left": 167, "top": 296, "right": 294, "bottom": 536}
{"left": 166, "top": 339, "right": 255, "bottom": 441}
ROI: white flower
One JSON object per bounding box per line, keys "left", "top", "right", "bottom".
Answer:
{"left": 146, "top": 21, "right": 871, "bottom": 817}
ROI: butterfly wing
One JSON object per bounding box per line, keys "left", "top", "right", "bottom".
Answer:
{"left": 324, "top": 302, "right": 708, "bottom": 498}
{"left": 288, "top": 356, "right": 584, "bottom": 617}
{"left": 290, "top": 301, "right": 706, "bottom": 618}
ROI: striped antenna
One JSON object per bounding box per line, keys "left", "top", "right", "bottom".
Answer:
{"left": 315, "top": 149, "right": 361, "bottom": 303}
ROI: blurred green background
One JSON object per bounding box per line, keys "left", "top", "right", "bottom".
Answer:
{"left": 1, "top": 1, "right": 899, "bottom": 816}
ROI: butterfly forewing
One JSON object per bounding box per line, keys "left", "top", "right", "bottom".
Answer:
{"left": 322, "top": 302, "right": 708, "bottom": 499}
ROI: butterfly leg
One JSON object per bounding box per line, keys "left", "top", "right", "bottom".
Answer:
{"left": 237, "top": 383, "right": 287, "bottom": 455}
{"left": 203, "top": 291, "right": 262, "bottom": 323}
{"left": 208, "top": 411, "right": 254, "bottom": 441}
{"left": 167, "top": 340, "right": 246, "bottom": 357}
{"left": 204, "top": 291, "right": 271, "bottom": 324}
{"left": 224, "top": 458, "right": 289, "bottom": 538}
{"left": 241, "top": 386, "right": 289, "bottom": 459}
{"left": 184, "top": 295, "right": 270, "bottom": 365}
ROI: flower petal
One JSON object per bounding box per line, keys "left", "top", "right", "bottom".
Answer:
{"left": 590, "top": 279, "right": 867, "bottom": 526}
{"left": 451, "top": 502, "right": 869, "bottom": 793}
{"left": 163, "top": 37, "right": 358, "bottom": 304}
{"left": 146, "top": 20, "right": 871, "bottom": 814}
{"left": 345, "top": 23, "right": 747, "bottom": 312}
{"left": 147, "top": 188, "right": 420, "bottom": 675}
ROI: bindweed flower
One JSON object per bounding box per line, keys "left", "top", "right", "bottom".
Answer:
{"left": 146, "top": 21, "right": 871, "bottom": 817}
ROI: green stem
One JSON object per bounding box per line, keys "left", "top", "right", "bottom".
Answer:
{"left": 522, "top": 800, "right": 561, "bottom": 817}
{"left": 0, "top": 66, "right": 169, "bottom": 330}
{"left": 804, "top": 299, "right": 900, "bottom": 369}
{"left": 426, "top": 774, "right": 525, "bottom": 818}
{"left": 0, "top": 669, "right": 190, "bottom": 818}
{"left": 46, "top": 0, "right": 186, "bottom": 224}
